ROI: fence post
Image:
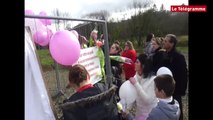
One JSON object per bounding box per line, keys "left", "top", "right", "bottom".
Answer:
{"left": 103, "top": 21, "right": 112, "bottom": 89}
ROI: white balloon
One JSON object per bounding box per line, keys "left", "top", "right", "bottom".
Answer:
{"left": 156, "top": 67, "right": 173, "bottom": 77}
{"left": 119, "top": 81, "right": 137, "bottom": 105}
{"left": 71, "top": 30, "right": 79, "bottom": 39}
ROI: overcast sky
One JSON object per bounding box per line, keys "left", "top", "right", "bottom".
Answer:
{"left": 25, "top": 0, "right": 188, "bottom": 19}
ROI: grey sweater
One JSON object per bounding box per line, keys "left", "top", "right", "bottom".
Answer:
{"left": 147, "top": 99, "right": 180, "bottom": 120}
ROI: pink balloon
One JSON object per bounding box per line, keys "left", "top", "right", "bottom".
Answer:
{"left": 33, "top": 29, "right": 52, "bottom": 46}
{"left": 39, "top": 11, "right": 52, "bottom": 26}
{"left": 46, "top": 28, "right": 53, "bottom": 39}
{"left": 49, "top": 30, "right": 81, "bottom": 65}
{"left": 71, "top": 30, "right": 79, "bottom": 39}
{"left": 25, "top": 19, "right": 46, "bottom": 34}
{"left": 25, "top": 10, "right": 34, "bottom": 15}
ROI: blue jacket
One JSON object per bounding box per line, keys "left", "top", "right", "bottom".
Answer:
{"left": 147, "top": 99, "right": 180, "bottom": 120}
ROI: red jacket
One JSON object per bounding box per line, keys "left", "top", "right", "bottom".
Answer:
{"left": 121, "top": 50, "right": 137, "bottom": 80}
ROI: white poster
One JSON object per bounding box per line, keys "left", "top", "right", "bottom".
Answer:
{"left": 25, "top": 28, "right": 56, "bottom": 120}
{"left": 75, "top": 47, "right": 102, "bottom": 84}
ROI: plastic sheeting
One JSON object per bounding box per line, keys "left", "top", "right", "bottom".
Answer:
{"left": 25, "top": 28, "right": 56, "bottom": 120}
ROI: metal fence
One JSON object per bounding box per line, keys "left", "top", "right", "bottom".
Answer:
{"left": 25, "top": 15, "right": 114, "bottom": 119}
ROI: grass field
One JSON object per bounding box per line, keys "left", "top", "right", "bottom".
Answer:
{"left": 37, "top": 49, "right": 54, "bottom": 71}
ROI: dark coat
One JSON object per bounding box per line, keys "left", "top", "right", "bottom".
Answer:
{"left": 166, "top": 49, "right": 188, "bottom": 96}
{"left": 62, "top": 86, "right": 119, "bottom": 120}
{"left": 151, "top": 48, "right": 170, "bottom": 74}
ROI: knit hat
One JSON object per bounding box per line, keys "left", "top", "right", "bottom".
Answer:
{"left": 156, "top": 67, "right": 173, "bottom": 77}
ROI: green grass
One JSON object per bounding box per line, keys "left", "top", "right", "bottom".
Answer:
{"left": 135, "top": 47, "right": 188, "bottom": 54}
{"left": 176, "top": 35, "right": 188, "bottom": 56}
{"left": 37, "top": 49, "right": 54, "bottom": 66}
{"left": 134, "top": 35, "right": 188, "bottom": 54}
{"left": 135, "top": 47, "right": 143, "bottom": 54}
{"left": 177, "top": 35, "right": 188, "bottom": 46}
{"left": 176, "top": 46, "right": 188, "bottom": 54}
{"left": 37, "top": 35, "right": 188, "bottom": 66}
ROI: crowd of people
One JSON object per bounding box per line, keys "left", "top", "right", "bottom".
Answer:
{"left": 62, "top": 30, "right": 188, "bottom": 120}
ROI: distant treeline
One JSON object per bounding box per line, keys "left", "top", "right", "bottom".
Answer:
{"left": 107, "top": 9, "right": 188, "bottom": 46}
{"left": 74, "top": 9, "right": 188, "bottom": 46}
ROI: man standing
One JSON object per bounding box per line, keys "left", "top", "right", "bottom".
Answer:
{"left": 163, "top": 34, "right": 188, "bottom": 120}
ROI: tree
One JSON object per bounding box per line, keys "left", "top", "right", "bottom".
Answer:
{"left": 127, "top": 0, "right": 154, "bottom": 46}
{"left": 51, "top": 8, "right": 72, "bottom": 30}
{"left": 152, "top": 4, "right": 157, "bottom": 11}
{"left": 160, "top": 4, "right": 165, "bottom": 11}
{"left": 109, "top": 8, "right": 188, "bottom": 44}
{"left": 51, "top": 8, "right": 61, "bottom": 30}
{"left": 128, "top": 0, "right": 154, "bottom": 16}
{"left": 82, "top": 10, "right": 110, "bottom": 20}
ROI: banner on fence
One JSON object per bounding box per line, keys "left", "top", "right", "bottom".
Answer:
{"left": 75, "top": 47, "right": 102, "bottom": 84}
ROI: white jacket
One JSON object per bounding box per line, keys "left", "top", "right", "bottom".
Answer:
{"left": 129, "top": 73, "right": 158, "bottom": 120}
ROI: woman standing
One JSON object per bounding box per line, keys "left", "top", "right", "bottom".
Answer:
{"left": 124, "top": 54, "right": 158, "bottom": 120}
{"left": 121, "top": 41, "right": 137, "bottom": 80}
{"left": 150, "top": 37, "right": 169, "bottom": 74}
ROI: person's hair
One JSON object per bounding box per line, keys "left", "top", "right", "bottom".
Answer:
{"left": 166, "top": 34, "right": 178, "bottom": 48}
{"left": 137, "top": 53, "right": 154, "bottom": 78}
{"left": 114, "top": 40, "right": 120, "bottom": 45}
{"left": 146, "top": 33, "right": 154, "bottom": 42}
{"left": 152, "top": 37, "right": 163, "bottom": 48}
{"left": 79, "top": 36, "right": 87, "bottom": 45}
{"left": 112, "top": 43, "right": 121, "bottom": 53}
{"left": 154, "top": 74, "right": 176, "bottom": 97}
{"left": 69, "top": 64, "right": 88, "bottom": 87}
{"left": 91, "top": 29, "right": 98, "bottom": 34}
{"left": 125, "top": 40, "right": 135, "bottom": 50}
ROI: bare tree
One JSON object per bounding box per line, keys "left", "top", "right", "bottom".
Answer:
{"left": 62, "top": 12, "right": 72, "bottom": 27}
{"left": 82, "top": 10, "right": 110, "bottom": 20}
{"left": 51, "top": 8, "right": 61, "bottom": 30}
{"left": 160, "top": 4, "right": 165, "bottom": 11}
{"left": 152, "top": 4, "right": 157, "bottom": 11}
{"left": 126, "top": 0, "right": 154, "bottom": 46}
{"left": 128, "top": 0, "right": 154, "bottom": 16}
{"left": 51, "top": 8, "right": 73, "bottom": 30}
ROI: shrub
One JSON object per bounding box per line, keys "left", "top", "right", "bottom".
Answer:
{"left": 177, "top": 35, "right": 188, "bottom": 47}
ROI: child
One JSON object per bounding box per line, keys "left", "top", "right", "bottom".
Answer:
{"left": 147, "top": 74, "right": 180, "bottom": 120}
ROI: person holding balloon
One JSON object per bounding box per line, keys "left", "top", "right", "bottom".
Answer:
{"left": 122, "top": 53, "right": 158, "bottom": 120}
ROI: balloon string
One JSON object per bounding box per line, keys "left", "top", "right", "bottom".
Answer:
{"left": 33, "top": 18, "right": 38, "bottom": 33}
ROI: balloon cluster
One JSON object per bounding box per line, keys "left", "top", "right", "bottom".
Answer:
{"left": 25, "top": 10, "right": 53, "bottom": 46}
{"left": 25, "top": 10, "right": 81, "bottom": 66}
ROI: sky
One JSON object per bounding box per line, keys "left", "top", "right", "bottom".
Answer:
{"left": 25, "top": 0, "right": 188, "bottom": 20}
